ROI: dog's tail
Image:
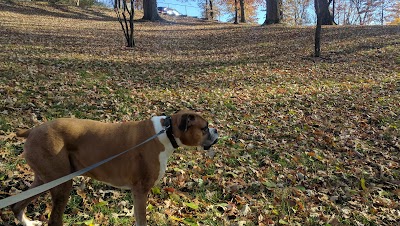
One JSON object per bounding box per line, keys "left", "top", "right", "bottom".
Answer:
{"left": 16, "top": 129, "right": 32, "bottom": 138}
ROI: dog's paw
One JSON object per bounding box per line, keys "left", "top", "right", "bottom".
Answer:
{"left": 23, "top": 220, "right": 43, "bottom": 226}
{"left": 19, "top": 213, "right": 42, "bottom": 226}
{"left": 32, "top": 221, "right": 43, "bottom": 226}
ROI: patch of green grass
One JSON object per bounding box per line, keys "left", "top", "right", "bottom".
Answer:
{"left": 195, "top": 184, "right": 224, "bottom": 204}
{"left": 199, "top": 218, "right": 223, "bottom": 226}
{"left": 300, "top": 152, "right": 327, "bottom": 172}
{"left": 0, "top": 117, "right": 12, "bottom": 132}
{"left": 305, "top": 217, "right": 321, "bottom": 226}
{"left": 224, "top": 157, "right": 240, "bottom": 167}
{"left": 204, "top": 165, "right": 216, "bottom": 175}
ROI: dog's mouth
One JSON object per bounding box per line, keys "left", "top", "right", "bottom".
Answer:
{"left": 202, "top": 127, "right": 218, "bottom": 150}
{"left": 203, "top": 138, "right": 218, "bottom": 150}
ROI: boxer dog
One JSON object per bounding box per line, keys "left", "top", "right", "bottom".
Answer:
{"left": 12, "top": 110, "right": 218, "bottom": 226}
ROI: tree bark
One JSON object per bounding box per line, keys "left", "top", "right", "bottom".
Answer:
{"left": 314, "top": 0, "right": 321, "bottom": 57}
{"left": 234, "top": 0, "right": 238, "bottom": 24}
{"left": 318, "top": 0, "right": 334, "bottom": 25}
{"left": 332, "top": 0, "right": 335, "bottom": 24}
{"left": 209, "top": 0, "right": 214, "bottom": 20}
{"left": 205, "top": 0, "right": 208, "bottom": 20}
{"left": 129, "top": 1, "right": 134, "bottom": 47}
{"left": 264, "top": 0, "right": 282, "bottom": 25}
{"left": 239, "top": 0, "right": 245, "bottom": 23}
{"left": 142, "top": 0, "right": 161, "bottom": 21}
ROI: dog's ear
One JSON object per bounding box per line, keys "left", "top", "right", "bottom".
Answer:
{"left": 178, "top": 114, "right": 196, "bottom": 132}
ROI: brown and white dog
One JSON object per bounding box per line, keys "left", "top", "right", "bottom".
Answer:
{"left": 12, "top": 110, "right": 218, "bottom": 226}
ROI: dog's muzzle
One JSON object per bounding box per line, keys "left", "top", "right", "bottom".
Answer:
{"left": 203, "top": 128, "right": 218, "bottom": 150}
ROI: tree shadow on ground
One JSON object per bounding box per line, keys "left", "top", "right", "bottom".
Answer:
{"left": 0, "top": 1, "right": 115, "bottom": 21}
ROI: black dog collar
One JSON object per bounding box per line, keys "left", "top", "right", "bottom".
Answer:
{"left": 164, "top": 116, "right": 179, "bottom": 149}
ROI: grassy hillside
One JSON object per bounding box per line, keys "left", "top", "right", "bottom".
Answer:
{"left": 1, "top": 1, "right": 399, "bottom": 225}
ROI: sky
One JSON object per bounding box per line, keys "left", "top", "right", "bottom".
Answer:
{"left": 100, "top": 0, "right": 266, "bottom": 24}
{"left": 158, "top": 0, "right": 267, "bottom": 24}
{"left": 158, "top": 0, "right": 202, "bottom": 18}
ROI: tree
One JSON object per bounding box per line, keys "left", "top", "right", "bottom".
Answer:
{"left": 239, "top": 0, "right": 246, "bottom": 22}
{"left": 350, "top": 0, "right": 379, "bottom": 25}
{"left": 264, "top": 0, "right": 283, "bottom": 24}
{"left": 376, "top": 0, "right": 387, "bottom": 25}
{"left": 283, "top": 0, "right": 311, "bottom": 25}
{"left": 351, "top": 0, "right": 400, "bottom": 25}
{"left": 314, "top": 0, "right": 335, "bottom": 56}
{"left": 210, "top": 0, "right": 215, "bottom": 20}
{"left": 220, "top": 0, "right": 260, "bottom": 23}
{"left": 335, "top": 0, "right": 359, "bottom": 24}
{"left": 134, "top": 0, "right": 143, "bottom": 10}
{"left": 114, "top": 0, "right": 135, "bottom": 47}
{"left": 314, "top": 0, "right": 322, "bottom": 56}
{"left": 387, "top": 1, "right": 400, "bottom": 24}
{"left": 142, "top": 0, "right": 161, "bottom": 21}
{"left": 202, "top": 0, "right": 216, "bottom": 20}
{"left": 234, "top": 0, "right": 239, "bottom": 23}
{"left": 333, "top": 0, "right": 398, "bottom": 25}
{"left": 316, "top": 0, "right": 334, "bottom": 24}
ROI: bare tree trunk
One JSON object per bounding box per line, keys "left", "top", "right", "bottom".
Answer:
{"left": 332, "top": 0, "right": 335, "bottom": 24}
{"left": 115, "top": 0, "right": 135, "bottom": 47}
{"left": 142, "top": 0, "right": 160, "bottom": 21}
{"left": 264, "top": 0, "right": 282, "bottom": 25}
{"left": 314, "top": 0, "right": 321, "bottom": 57}
{"left": 319, "top": 0, "right": 334, "bottom": 25}
{"left": 129, "top": 1, "right": 134, "bottom": 47}
{"left": 239, "top": 0, "right": 245, "bottom": 23}
{"left": 380, "top": 0, "right": 384, "bottom": 25}
{"left": 209, "top": 0, "right": 214, "bottom": 20}
{"left": 234, "top": 0, "right": 238, "bottom": 24}
{"left": 204, "top": 0, "right": 209, "bottom": 19}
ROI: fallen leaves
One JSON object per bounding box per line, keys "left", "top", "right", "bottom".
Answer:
{"left": 1, "top": 1, "right": 400, "bottom": 225}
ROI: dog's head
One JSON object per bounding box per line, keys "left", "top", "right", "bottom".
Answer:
{"left": 171, "top": 111, "right": 218, "bottom": 150}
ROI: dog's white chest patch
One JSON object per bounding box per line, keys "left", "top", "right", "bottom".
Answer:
{"left": 157, "top": 146, "right": 174, "bottom": 181}
{"left": 152, "top": 116, "right": 175, "bottom": 182}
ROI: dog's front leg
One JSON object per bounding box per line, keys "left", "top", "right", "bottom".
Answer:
{"left": 132, "top": 189, "right": 149, "bottom": 226}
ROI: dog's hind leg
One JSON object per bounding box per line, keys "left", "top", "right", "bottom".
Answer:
{"left": 37, "top": 150, "right": 74, "bottom": 226}
{"left": 11, "top": 175, "right": 44, "bottom": 226}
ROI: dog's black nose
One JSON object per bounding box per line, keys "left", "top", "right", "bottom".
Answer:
{"left": 213, "top": 129, "right": 218, "bottom": 134}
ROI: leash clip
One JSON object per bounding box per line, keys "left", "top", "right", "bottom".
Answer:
{"left": 163, "top": 116, "right": 172, "bottom": 129}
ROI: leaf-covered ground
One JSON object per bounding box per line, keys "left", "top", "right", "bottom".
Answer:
{"left": 0, "top": 1, "right": 399, "bottom": 225}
